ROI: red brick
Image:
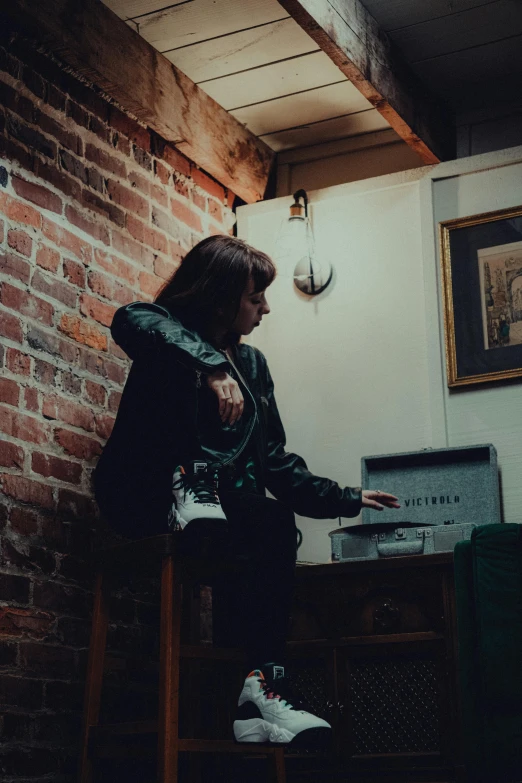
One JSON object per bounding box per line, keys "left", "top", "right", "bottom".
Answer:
{"left": 11, "top": 175, "right": 62, "bottom": 215}
{"left": 33, "top": 358, "right": 57, "bottom": 387}
{"left": 42, "top": 217, "right": 92, "bottom": 264}
{"left": 107, "top": 179, "right": 149, "bottom": 218}
{"left": 0, "top": 378, "right": 20, "bottom": 406}
{"left": 0, "top": 405, "right": 47, "bottom": 444}
{"left": 85, "top": 380, "right": 106, "bottom": 406}
{"left": 128, "top": 170, "right": 151, "bottom": 196}
{"left": 24, "top": 386, "right": 39, "bottom": 412}
{"left": 0, "top": 250, "right": 31, "bottom": 284}
{"left": 0, "top": 310, "right": 23, "bottom": 343}
{"left": 94, "top": 413, "right": 115, "bottom": 440}
{"left": 38, "top": 112, "right": 83, "bottom": 156}
{"left": 8, "top": 229, "right": 33, "bottom": 258}
{"left": 191, "top": 190, "right": 207, "bottom": 211}
{"left": 154, "top": 255, "right": 179, "bottom": 280}
{"left": 33, "top": 158, "right": 82, "bottom": 202}
{"left": 26, "top": 326, "right": 77, "bottom": 365}
{"left": 9, "top": 507, "right": 38, "bottom": 536}
{"left": 173, "top": 174, "right": 190, "bottom": 199}
{"left": 81, "top": 189, "right": 125, "bottom": 227}
{"left": 20, "top": 641, "right": 77, "bottom": 677}
{"left": 56, "top": 488, "right": 95, "bottom": 520}
{"left": 0, "top": 134, "right": 34, "bottom": 174}
{"left": 32, "top": 452, "right": 82, "bottom": 484}
{"left": 170, "top": 198, "right": 203, "bottom": 233}
{"left": 42, "top": 394, "right": 95, "bottom": 432}
{"left": 107, "top": 338, "right": 128, "bottom": 361}
{"left": 126, "top": 215, "right": 168, "bottom": 254}
{"left": 112, "top": 132, "right": 130, "bottom": 156}
{"left": 62, "top": 257, "right": 86, "bottom": 288}
{"left": 87, "top": 269, "right": 113, "bottom": 300}
{"left": 61, "top": 371, "right": 81, "bottom": 396}
{"left": 169, "top": 239, "right": 185, "bottom": 263}
{"left": 139, "top": 270, "right": 163, "bottom": 298}
{"left": 85, "top": 142, "right": 126, "bottom": 177}
{"left": 6, "top": 347, "right": 31, "bottom": 376}
{"left": 79, "top": 293, "right": 116, "bottom": 328}
{"left": 108, "top": 390, "right": 122, "bottom": 413}
{"left": 155, "top": 160, "right": 170, "bottom": 185}
{"left": 58, "top": 313, "right": 107, "bottom": 351}
{"left": 0, "top": 607, "right": 54, "bottom": 638}
{"left": 54, "top": 428, "right": 102, "bottom": 461}
{"left": 31, "top": 269, "right": 77, "bottom": 308}
{"left": 93, "top": 248, "right": 138, "bottom": 287}
{"left": 1, "top": 474, "right": 54, "bottom": 509}
{"left": 77, "top": 345, "right": 106, "bottom": 378}
{"left": 4, "top": 195, "right": 41, "bottom": 228}
{"left": 6, "top": 112, "right": 56, "bottom": 160}
{"left": 112, "top": 229, "right": 155, "bottom": 268}
{"left": 208, "top": 199, "right": 223, "bottom": 223}
{"left": 152, "top": 183, "right": 168, "bottom": 208}
{"left": 0, "top": 441, "right": 24, "bottom": 469}
{"left": 0, "top": 218, "right": 4, "bottom": 244}
{"left": 0, "top": 282, "right": 54, "bottom": 326}
{"left": 105, "top": 359, "right": 127, "bottom": 385}
{"left": 65, "top": 205, "right": 110, "bottom": 245}
{"left": 162, "top": 144, "right": 191, "bottom": 177}
{"left": 36, "top": 244, "right": 60, "bottom": 273}
{"left": 190, "top": 166, "right": 225, "bottom": 202}
{"left": 110, "top": 107, "right": 150, "bottom": 151}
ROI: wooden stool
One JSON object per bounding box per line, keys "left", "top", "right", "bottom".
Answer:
{"left": 78, "top": 534, "right": 286, "bottom": 783}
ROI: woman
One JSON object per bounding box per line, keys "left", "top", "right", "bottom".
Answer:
{"left": 94, "top": 235, "right": 399, "bottom": 747}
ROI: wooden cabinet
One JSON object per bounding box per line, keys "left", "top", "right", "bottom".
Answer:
{"left": 286, "top": 553, "right": 463, "bottom": 782}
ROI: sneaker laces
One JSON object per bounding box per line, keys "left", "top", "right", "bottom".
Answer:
{"left": 173, "top": 468, "right": 219, "bottom": 505}
{"left": 257, "top": 671, "right": 308, "bottom": 712}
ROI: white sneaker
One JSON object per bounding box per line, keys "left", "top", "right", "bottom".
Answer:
{"left": 168, "top": 460, "right": 227, "bottom": 532}
{"left": 233, "top": 664, "right": 332, "bottom": 747}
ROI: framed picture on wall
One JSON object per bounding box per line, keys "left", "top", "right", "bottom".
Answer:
{"left": 440, "top": 204, "right": 522, "bottom": 387}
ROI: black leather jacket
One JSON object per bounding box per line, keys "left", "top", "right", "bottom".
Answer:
{"left": 94, "top": 302, "right": 362, "bottom": 534}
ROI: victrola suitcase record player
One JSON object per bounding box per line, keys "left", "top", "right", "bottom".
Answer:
{"left": 330, "top": 444, "right": 501, "bottom": 561}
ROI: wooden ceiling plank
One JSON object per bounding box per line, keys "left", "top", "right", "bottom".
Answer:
{"left": 2, "top": 0, "right": 275, "bottom": 203}
{"left": 164, "top": 18, "right": 317, "bottom": 83}
{"left": 361, "top": 0, "right": 496, "bottom": 33}
{"left": 135, "top": 0, "right": 286, "bottom": 53}
{"left": 231, "top": 81, "right": 372, "bottom": 137}
{"left": 391, "top": 0, "right": 522, "bottom": 64}
{"left": 200, "top": 51, "right": 347, "bottom": 111}
{"left": 276, "top": 0, "right": 455, "bottom": 162}
{"left": 103, "top": 0, "right": 177, "bottom": 21}
{"left": 260, "top": 109, "right": 389, "bottom": 151}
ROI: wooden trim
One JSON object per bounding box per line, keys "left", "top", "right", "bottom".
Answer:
{"left": 276, "top": 0, "right": 455, "bottom": 163}
{"left": 2, "top": 0, "right": 275, "bottom": 203}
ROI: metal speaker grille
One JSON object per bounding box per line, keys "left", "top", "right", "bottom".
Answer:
{"left": 349, "top": 659, "right": 440, "bottom": 754}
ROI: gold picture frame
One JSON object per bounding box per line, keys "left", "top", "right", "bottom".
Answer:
{"left": 440, "top": 204, "right": 522, "bottom": 387}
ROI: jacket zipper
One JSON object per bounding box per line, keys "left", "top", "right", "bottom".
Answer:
{"left": 219, "top": 349, "right": 257, "bottom": 468}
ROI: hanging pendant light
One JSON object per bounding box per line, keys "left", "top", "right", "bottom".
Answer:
{"left": 274, "top": 189, "right": 333, "bottom": 295}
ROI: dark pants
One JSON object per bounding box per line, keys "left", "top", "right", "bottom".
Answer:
{"left": 210, "top": 490, "right": 297, "bottom": 672}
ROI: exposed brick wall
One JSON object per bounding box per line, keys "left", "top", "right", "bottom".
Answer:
{"left": 0, "top": 34, "right": 235, "bottom": 781}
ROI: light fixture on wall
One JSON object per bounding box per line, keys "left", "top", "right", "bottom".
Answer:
{"left": 274, "top": 188, "right": 333, "bottom": 295}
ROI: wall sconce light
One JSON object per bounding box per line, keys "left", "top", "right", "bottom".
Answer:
{"left": 275, "top": 188, "right": 333, "bottom": 296}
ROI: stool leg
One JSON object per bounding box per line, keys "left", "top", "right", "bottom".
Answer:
{"left": 79, "top": 572, "right": 109, "bottom": 783}
{"left": 158, "top": 554, "right": 182, "bottom": 783}
{"left": 273, "top": 748, "right": 286, "bottom": 783}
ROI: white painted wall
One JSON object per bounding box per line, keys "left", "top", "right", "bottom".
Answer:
{"left": 238, "top": 146, "right": 522, "bottom": 563}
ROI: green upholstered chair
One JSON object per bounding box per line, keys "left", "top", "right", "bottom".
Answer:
{"left": 454, "top": 524, "right": 522, "bottom": 783}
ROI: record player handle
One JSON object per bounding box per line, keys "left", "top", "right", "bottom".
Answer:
{"left": 377, "top": 540, "right": 424, "bottom": 557}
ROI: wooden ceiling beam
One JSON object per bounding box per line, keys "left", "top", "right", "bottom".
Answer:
{"left": 277, "top": 0, "right": 455, "bottom": 163}
{"left": 1, "top": 0, "right": 275, "bottom": 203}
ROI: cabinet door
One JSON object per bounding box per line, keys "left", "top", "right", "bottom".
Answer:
{"left": 337, "top": 641, "right": 453, "bottom": 776}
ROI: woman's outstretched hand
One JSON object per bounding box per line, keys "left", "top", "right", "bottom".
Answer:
{"left": 206, "top": 371, "right": 244, "bottom": 425}
{"left": 362, "top": 490, "right": 401, "bottom": 511}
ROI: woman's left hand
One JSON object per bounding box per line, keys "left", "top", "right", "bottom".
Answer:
{"left": 362, "top": 490, "right": 401, "bottom": 511}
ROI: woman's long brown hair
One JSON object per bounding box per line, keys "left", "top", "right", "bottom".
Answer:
{"left": 155, "top": 235, "right": 276, "bottom": 336}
